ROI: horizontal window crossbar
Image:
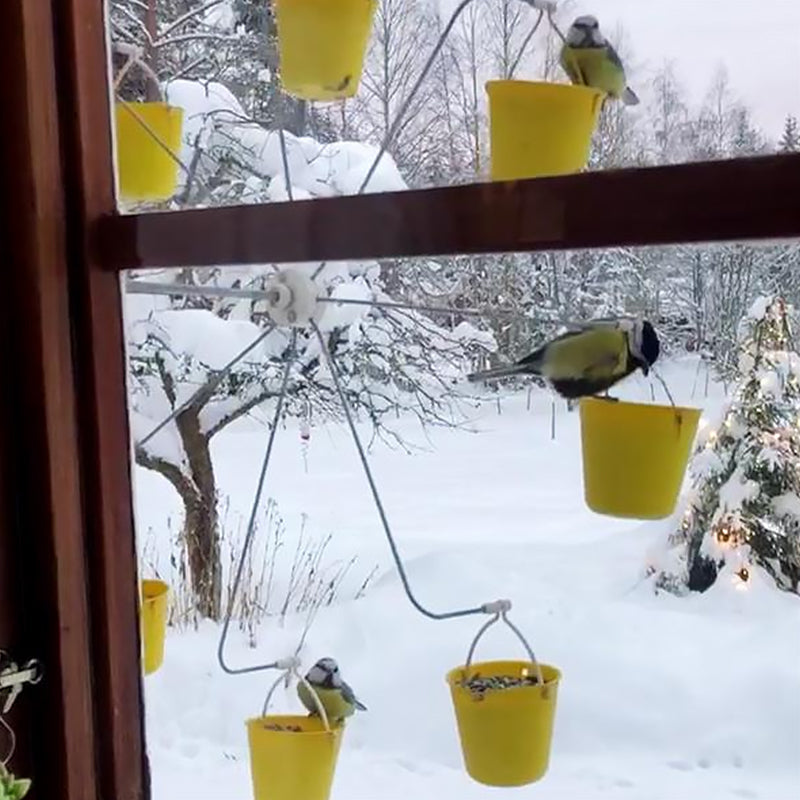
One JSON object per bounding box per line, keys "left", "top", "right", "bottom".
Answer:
{"left": 96, "top": 153, "right": 800, "bottom": 270}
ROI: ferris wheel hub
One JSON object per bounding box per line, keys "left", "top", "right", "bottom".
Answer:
{"left": 264, "top": 269, "right": 324, "bottom": 327}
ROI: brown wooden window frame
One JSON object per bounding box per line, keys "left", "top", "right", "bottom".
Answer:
{"left": 3, "top": 0, "right": 799, "bottom": 799}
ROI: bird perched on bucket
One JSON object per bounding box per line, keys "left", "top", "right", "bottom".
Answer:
{"left": 559, "top": 15, "right": 639, "bottom": 106}
{"left": 467, "top": 318, "right": 660, "bottom": 399}
{"left": 297, "top": 657, "right": 367, "bottom": 724}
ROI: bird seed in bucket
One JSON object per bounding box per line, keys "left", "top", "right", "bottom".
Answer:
{"left": 460, "top": 672, "right": 541, "bottom": 700}
{"left": 261, "top": 722, "right": 304, "bottom": 733}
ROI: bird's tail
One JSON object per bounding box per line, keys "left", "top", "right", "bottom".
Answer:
{"left": 622, "top": 86, "right": 640, "bottom": 106}
{"left": 354, "top": 699, "right": 367, "bottom": 711}
{"left": 467, "top": 363, "right": 529, "bottom": 383}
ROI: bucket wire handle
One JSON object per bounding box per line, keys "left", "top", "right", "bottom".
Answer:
{"left": 261, "top": 659, "right": 332, "bottom": 733}
{"left": 464, "top": 601, "right": 544, "bottom": 686}
{"left": 113, "top": 43, "right": 162, "bottom": 95}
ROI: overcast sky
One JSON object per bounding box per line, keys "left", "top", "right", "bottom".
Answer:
{"left": 574, "top": 0, "right": 800, "bottom": 139}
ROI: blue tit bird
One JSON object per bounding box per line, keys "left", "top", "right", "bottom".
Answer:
{"left": 467, "top": 318, "right": 660, "bottom": 399}
{"left": 559, "top": 15, "right": 639, "bottom": 106}
{"left": 297, "top": 657, "right": 366, "bottom": 724}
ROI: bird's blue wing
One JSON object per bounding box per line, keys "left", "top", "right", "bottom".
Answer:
{"left": 605, "top": 43, "right": 625, "bottom": 71}
{"left": 342, "top": 681, "right": 367, "bottom": 710}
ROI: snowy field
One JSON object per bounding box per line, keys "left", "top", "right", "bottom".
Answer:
{"left": 132, "top": 357, "right": 800, "bottom": 799}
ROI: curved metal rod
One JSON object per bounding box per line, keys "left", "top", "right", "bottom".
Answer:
{"left": 311, "top": 319, "right": 484, "bottom": 620}
{"left": 217, "top": 329, "right": 298, "bottom": 675}
{"left": 508, "top": 7, "right": 547, "bottom": 77}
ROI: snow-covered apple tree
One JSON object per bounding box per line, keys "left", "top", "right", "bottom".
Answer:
{"left": 657, "top": 295, "right": 800, "bottom": 595}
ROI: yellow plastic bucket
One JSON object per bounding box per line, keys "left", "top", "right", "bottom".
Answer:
{"left": 447, "top": 660, "right": 561, "bottom": 787}
{"left": 486, "top": 80, "right": 605, "bottom": 181}
{"left": 274, "top": 0, "right": 377, "bottom": 101}
{"left": 114, "top": 102, "right": 183, "bottom": 203}
{"left": 141, "top": 579, "right": 169, "bottom": 675}
{"left": 579, "top": 398, "right": 701, "bottom": 519}
{"left": 246, "top": 715, "right": 343, "bottom": 800}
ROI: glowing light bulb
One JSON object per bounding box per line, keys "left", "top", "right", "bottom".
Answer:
{"left": 737, "top": 566, "right": 750, "bottom": 583}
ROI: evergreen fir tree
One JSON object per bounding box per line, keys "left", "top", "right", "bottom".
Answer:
{"left": 658, "top": 296, "right": 800, "bottom": 595}
{"left": 779, "top": 114, "right": 799, "bottom": 153}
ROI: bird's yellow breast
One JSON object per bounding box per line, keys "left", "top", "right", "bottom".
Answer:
{"left": 298, "top": 681, "right": 355, "bottom": 722}
{"left": 560, "top": 47, "right": 626, "bottom": 98}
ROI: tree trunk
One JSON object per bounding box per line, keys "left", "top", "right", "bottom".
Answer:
{"left": 136, "top": 403, "right": 221, "bottom": 620}
{"left": 183, "top": 488, "right": 221, "bottom": 620}
{"left": 176, "top": 403, "right": 221, "bottom": 620}
{"left": 144, "top": 0, "right": 160, "bottom": 102}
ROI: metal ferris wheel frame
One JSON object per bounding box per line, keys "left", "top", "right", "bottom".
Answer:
{"left": 4, "top": 0, "right": 800, "bottom": 797}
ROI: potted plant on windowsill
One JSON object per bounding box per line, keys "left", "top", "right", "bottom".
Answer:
{"left": 0, "top": 763, "right": 31, "bottom": 800}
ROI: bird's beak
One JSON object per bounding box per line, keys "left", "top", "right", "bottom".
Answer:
{"left": 640, "top": 361, "right": 650, "bottom": 376}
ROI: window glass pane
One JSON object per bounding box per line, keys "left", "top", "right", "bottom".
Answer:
{"left": 108, "top": 1, "right": 800, "bottom": 214}
{"left": 124, "top": 238, "right": 800, "bottom": 798}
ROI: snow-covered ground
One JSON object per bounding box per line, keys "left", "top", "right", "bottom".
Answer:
{"left": 133, "top": 357, "right": 800, "bottom": 799}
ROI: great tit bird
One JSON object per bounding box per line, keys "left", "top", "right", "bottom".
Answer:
{"left": 559, "top": 15, "right": 639, "bottom": 106}
{"left": 467, "top": 318, "right": 660, "bottom": 399}
{"left": 297, "top": 657, "right": 366, "bottom": 724}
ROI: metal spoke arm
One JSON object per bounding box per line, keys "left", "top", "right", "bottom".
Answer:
{"left": 216, "top": 329, "right": 299, "bottom": 676}
{"left": 312, "top": 319, "right": 505, "bottom": 621}
{"left": 125, "top": 278, "right": 526, "bottom": 320}
{"left": 136, "top": 322, "right": 277, "bottom": 448}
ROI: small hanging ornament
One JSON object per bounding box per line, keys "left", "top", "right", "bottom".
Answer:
{"left": 300, "top": 401, "right": 311, "bottom": 474}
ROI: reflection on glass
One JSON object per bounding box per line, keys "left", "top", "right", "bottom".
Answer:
{"left": 125, "top": 238, "right": 800, "bottom": 798}
{"left": 109, "top": 1, "right": 799, "bottom": 213}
